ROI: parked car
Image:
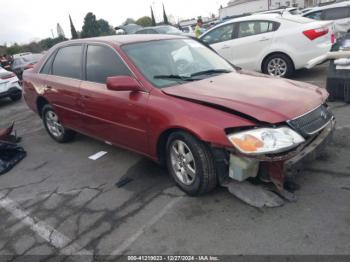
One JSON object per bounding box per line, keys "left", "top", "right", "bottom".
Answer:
{"left": 13, "top": 52, "right": 33, "bottom": 59}
{"left": 135, "top": 25, "right": 184, "bottom": 35}
{"left": 12, "top": 53, "right": 43, "bottom": 80}
{"left": 256, "top": 7, "right": 301, "bottom": 15}
{"left": 23, "top": 35, "right": 335, "bottom": 195}
{"left": 115, "top": 24, "right": 143, "bottom": 35}
{"left": 300, "top": 7, "right": 314, "bottom": 14}
{"left": 302, "top": 1, "right": 350, "bottom": 37}
{"left": 200, "top": 14, "right": 335, "bottom": 77}
{"left": 181, "top": 25, "right": 195, "bottom": 36}
{"left": 0, "top": 66, "right": 22, "bottom": 101}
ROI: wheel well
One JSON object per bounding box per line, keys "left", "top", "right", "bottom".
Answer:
{"left": 156, "top": 128, "right": 201, "bottom": 166}
{"left": 261, "top": 52, "right": 295, "bottom": 72}
{"left": 36, "top": 96, "right": 49, "bottom": 117}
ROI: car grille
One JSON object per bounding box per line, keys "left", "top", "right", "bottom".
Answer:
{"left": 287, "top": 105, "right": 333, "bottom": 137}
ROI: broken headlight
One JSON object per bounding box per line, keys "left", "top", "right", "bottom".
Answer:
{"left": 227, "top": 127, "right": 305, "bottom": 155}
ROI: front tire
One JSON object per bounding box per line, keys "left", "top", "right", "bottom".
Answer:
{"left": 262, "top": 53, "right": 294, "bottom": 78}
{"left": 42, "top": 104, "right": 75, "bottom": 143}
{"left": 166, "top": 131, "right": 217, "bottom": 196}
{"left": 10, "top": 92, "right": 22, "bottom": 101}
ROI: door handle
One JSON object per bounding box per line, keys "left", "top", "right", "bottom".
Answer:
{"left": 221, "top": 45, "right": 230, "bottom": 50}
{"left": 260, "top": 37, "right": 271, "bottom": 42}
{"left": 82, "top": 95, "right": 91, "bottom": 99}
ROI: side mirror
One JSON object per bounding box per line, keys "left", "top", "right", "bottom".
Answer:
{"left": 106, "top": 76, "right": 143, "bottom": 92}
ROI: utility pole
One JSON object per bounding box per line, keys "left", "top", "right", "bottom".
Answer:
{"left": 51, "top": 29, "right": 55, "bottom": 38}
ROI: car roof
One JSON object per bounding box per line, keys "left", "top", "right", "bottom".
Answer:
{"left": 218, "top": 13, "right": 281, "bottom": 26}
{"left": 303, "top": 0, "right": 350, "bottom": 14}
{"left": 64, "top": 34, "right": 186, "bottom": 46}
{"left": 258, "top": 7, "right": 297, "bottom": 13}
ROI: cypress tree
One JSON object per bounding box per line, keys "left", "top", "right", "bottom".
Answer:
{"left": 69, "top": 15, "right": 78, "bottom": 39}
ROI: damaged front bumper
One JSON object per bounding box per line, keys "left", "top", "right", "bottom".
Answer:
{"left": 225, "top": 117, "right": 336, "bottom": 191}
{"left": 284, "top": 117, "right": 335, "bottom": 177}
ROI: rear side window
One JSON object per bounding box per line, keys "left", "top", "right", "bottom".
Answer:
{"left": 201, "top": 23, "right": 235, "bottom": 44}
{"left": 323, "top": 7, "right": 350, "bottom": 20}
{"left": 237, "top": 21, "right": 275, "bottom": 38}
{"left": 305, "top": 11, "right": 323, "bottom": 20}
{"left": 52, "top": 45, "right": 82, "bottom": 79}
{"left": 40, "top": 53, "right": 55, "bottom": 74}
{"left": 86, "top": 45, "right": 131, "bottom": 84}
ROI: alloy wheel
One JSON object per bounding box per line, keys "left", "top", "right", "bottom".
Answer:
{"left": 267, "top": 58, "right": 288, "bottom": 77}
{"left": 169, "top": 140, "right": 196, "bottom": 186}
{"left": 45, "top": 111, "right": 64, "bottom": 138}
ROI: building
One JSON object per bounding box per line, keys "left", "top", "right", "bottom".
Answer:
{"left": 218, "top": 0, "right": 332, "bottom": 19}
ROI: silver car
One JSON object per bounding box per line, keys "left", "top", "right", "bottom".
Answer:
{"left": 12, "top": 54, "right": 43, "bottom": 80}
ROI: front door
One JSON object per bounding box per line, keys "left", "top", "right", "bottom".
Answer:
{"left": 201, "top": 23, "right": 236, "bottom": 62}
{"left": 79, "top": 44, "right": 149, "bottom": 154}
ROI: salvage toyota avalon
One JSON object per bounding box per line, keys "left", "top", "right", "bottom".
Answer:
{"left": 22, "top": 35, "right": 335, "bottom": 196}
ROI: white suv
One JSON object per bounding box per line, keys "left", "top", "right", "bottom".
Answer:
{"left": 302, "top": 1, "right": 350, "bottom": 37}
{"left": 0, "top": 66, "right": 22, "bottom": 101}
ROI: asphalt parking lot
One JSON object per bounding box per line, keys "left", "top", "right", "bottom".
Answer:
{"left": 0, "top": 63, "right": 349, "bottom": 260}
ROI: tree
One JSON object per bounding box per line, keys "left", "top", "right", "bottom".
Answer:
{"left": 150, "top": 6, "right": 156, "bottom": 26}
{"left": 6, "top": 44, "right": 23, "bottom": 55}
{"left": 39, "top": 36, "right": 67, "bottom": 50}
{"left": 135, "top": 16, "right": 153, "bottom": 27}
{"left": 123, "top": 18, "right": 136, "bottom": 25}
{"left": 69, "top": 15, "right": 79, "bottom": 39}
{"left": 81, "top": 12, "right": 100, "bottom": 38}
{"left": 97, "top": 19, "right": 115, "bottom": 36}
{"left": 163, "top": 4, "right": 169, "bottom": 24}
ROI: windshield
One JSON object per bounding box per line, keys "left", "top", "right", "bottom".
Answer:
{"left": 122, "top": 39, "right": 234, "bottom": 88}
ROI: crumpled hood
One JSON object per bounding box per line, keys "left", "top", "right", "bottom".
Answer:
{"left": 163, "top": 71, "right": 328, "bottom": 124}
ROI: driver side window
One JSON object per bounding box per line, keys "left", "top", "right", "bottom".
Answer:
{"left": 86, "top": 45, "right": 131, "bottom": 84}
{"left": 201, "top": 23, "right": 235, "bottom": 45}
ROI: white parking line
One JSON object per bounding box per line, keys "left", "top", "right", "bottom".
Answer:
{"left": 111, "top": 196, "right": 183, "bottom": 256}
{"left": 0, "top": 193, "right": 93, "bottom": 257}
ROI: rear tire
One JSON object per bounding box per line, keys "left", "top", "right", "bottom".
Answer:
{"left": 42, "top": 104, "right": 75, "bottom": 143}
{"left": 262, "top": 53, "right": 294, "bottom": 78}
{"left": 166, "top": 131, "right": 217, "bottom": 196}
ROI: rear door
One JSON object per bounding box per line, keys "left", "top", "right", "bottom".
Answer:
{"left": 201, "top": 23, "right": 236, "bottom": 62}
{"left": 79, "top": 44, "right": 149, "bottom": 153}
{"left": 44, "top": 45, "right": 83, "bottom": 130}
{"left": 229, "top": 20, "right": 277, "bottom": 70}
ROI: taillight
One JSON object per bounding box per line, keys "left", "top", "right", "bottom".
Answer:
{"left": 303, "top": 27, "right": 329, "bottom": 40}
{"left": 0, "top": 72, "right": 16, "bottom": 80}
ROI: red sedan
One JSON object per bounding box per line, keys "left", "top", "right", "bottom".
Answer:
{"left": 23, "top": 35, "right": 335, "bottom": 195}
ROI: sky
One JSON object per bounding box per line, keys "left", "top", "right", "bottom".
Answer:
{"left": 0, "top": 0, "right": 228, "bottom": 45}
